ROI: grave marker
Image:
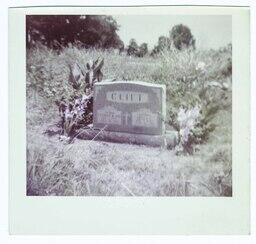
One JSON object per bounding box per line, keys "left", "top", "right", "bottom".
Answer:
{"left": 93, "top": 81, "right": 166, "bottom": 135}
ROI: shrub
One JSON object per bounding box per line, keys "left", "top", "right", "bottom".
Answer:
{"left": 170, "top": 24, "right": 196, "bottom": 50}
{"left": 154, "top": 48, "right": 232, "bottom": 153}
{"left": 127, "top": 38, "right": 139, "bottom": 56}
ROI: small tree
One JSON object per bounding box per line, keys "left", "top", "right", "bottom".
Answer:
{"left": 127, "top": 38, "right": 139, "bottom": 56}
{"left": 137, "top": 43, "right": 148, "bottom": 57}
{"left": 158, "top": 36, "right": 171, "bottom": 51}
{"left": 150, "top": 36, "right": 171, "bottom": 56}
{"left": 150, "top": 45, "right": 160, "bottom": 57}
{"left": 170, "top": 24, "right": 196, "bottom": 50}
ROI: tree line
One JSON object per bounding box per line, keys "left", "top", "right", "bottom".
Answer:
{"left": 26, "top": 15, "right": 124, "bottom": 50}
{"left": 26, "top": 15, "right": 195, "bottom": 56}
{"left": 128, "top": 24, "right": 196, "bottom": 57}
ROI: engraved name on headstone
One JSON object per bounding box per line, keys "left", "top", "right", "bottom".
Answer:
{"left": 93, "top": 81, "right": 166, "bottom": 135}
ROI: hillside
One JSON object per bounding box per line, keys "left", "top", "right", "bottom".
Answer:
{"left": 26, "top": 46, "right": 232, "bottom": 196}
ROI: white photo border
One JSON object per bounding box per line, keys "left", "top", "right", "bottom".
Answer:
{"left": 9, "top": 5, "right": 250, "bottom": 235}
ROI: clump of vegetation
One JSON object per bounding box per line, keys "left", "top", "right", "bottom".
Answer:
{"left": 170, "top": 24, "right": 196, "bottom": 50}
{"left": 126, "top": 38, "right": 149, "bottom": 57}
{"left": 150, "top": 46, "right": 232, "bottom": 154}
{"left": 151, "top": 36, "right": 172, "bottom": 56}
{"left": 56, "top": 58, "right": 104, "bottom": 138}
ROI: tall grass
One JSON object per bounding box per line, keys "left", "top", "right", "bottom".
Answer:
{"left": 26, "top": 44, "right": 232, "bottom": 196}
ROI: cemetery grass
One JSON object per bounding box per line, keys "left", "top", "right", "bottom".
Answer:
{"left": 26, "top": 46, "right": 232, "bottom": 196}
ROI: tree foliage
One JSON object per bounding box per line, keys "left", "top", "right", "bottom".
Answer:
{"left": 158, "top": 36, "right": 171, "bottom": 51}
{"left": 26, "top": 15, "right": 124, "bottom": 50}
{"left": 137, "top": 43, "right": 148, "bottom": 57}
{"left": 127, "top": 38, "right": 139, "bottom": 56}
{"left": 151, "top": 36, "right": 171, "bottom": 56}
{"left": 170, "top": 24, "right": 196, "bottom": 50}
{"left": 126, "top": 39, "right": 148, "bottom": 57}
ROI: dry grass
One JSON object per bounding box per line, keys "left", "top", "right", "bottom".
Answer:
{"left": 26, "top": 45, "right": 232, "bottom": 196}
{"left": 27, "top": 104, "right": 231, "bottom": 196}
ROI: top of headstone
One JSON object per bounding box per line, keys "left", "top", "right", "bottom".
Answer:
{"left": 95, "top": 80, "right": 166, "bottom": 89}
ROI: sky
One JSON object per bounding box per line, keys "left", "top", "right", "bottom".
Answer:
{"left": 114, "top": 15, "right": 231, "bottom": 50}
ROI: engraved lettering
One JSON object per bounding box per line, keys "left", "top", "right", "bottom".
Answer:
{"left": 106, "top": 91, "right": 148, "bottom": 103}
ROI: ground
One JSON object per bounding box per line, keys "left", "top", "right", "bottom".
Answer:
{"left": 26, "top": 46, "right": 232, "bottom": 196}
{"left": 26, "top": 94, "right": 231, "bottom": 196}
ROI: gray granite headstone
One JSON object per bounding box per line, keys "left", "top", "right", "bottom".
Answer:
{"left": 93, "top": 81, "right": 166, "bottom": 135}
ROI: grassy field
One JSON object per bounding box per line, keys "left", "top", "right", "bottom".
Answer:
{"left": 26, "top": 45, "right": 232, "bottom": 196}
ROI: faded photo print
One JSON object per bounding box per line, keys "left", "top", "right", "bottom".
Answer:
{"left": 26, "top": 14, "right": 232, "bottom": 196}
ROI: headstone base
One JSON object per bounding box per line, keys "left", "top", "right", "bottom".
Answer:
{"left": 76, "top": 128, "right": 178, "bottom": 148}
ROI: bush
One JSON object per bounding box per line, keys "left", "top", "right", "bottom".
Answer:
{"left": 170, "top": 24, "right": 196, "bottom": 50}
{"left": 152, "top": 47, "right": 232, "bottom": 154}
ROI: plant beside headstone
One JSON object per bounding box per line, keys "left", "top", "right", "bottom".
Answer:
{"left": 164, "top": 55, "right": 230, "bottom": 154}
{"left": 169, "top": 104, "right": 217, "bottom": 155}
{"left": 55, "top": 58, "right": 104, "bottom": 140}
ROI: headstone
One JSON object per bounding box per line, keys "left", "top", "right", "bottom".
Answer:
{"left": 93, "top": 81, "right": 166, "bottom": 135}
